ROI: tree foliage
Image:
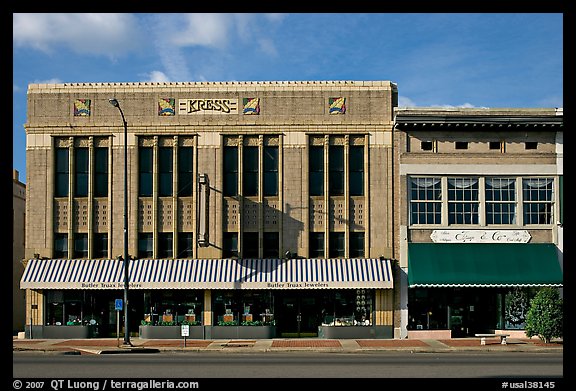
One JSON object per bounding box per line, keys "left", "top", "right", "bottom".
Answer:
{"left": 524, "top": 287, "right": 563, "bottom": 343}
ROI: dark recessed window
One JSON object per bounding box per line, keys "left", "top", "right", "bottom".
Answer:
{"left": 455, "top": 142, "right": 468, "bottom": 150}
{"left": 489, "top": 141, "right": 502, "bottom": 151}
{"left": 158, "top": 147, "right": 173, "bottom": 197}
{"left": 243, "top": 232, "right": 259, "bottom": 258}
{"left": 55, "top": 148, "right": 69, "bottom": 197}
{"left": 329, "top": 232, "right": 345, "bottom": 258}
{"left": 158, "top": 232, "right": 173, "bottom": 258}
{"left": 349, "top": 146, "right": 364, "bottom": 196}
{"left": 421, "top": 141, "right": 434, "bottom": 151}
{"left": 263, "top": 232, "right": 279, "bottom": 258}
{"left": 74, "top": 148, "right": 89, "bottom": 197}
{"left": 329, "top": 146, "right": 344, "bottom": 196}
{"left": 525, "top": 142, "right": 538, "bottom": 150}
{"left": 178, "top": 147, "right": 193, "bottom": 197}
{"left": 223, "top": 232, "right": 238, "bottom": 258}
{"left": 94, "top": 147, "right": 108, "bottom": 197}
{"left": 349, "top": 232, "right": 365, "bottom": 258}
{"left": 54, "top": 233, "right": 68, "bottom": 258}
{"left": 223, "top": 146, "right": 238, "bottom": 197}
{"left": 139, "top": 147, "right": 153, "bottom": 196}
{"left": 177, "top": 233, "right": 194, "bottom": 258}
{"left": 138, "top": 233, "right": 153, "bottom": 258}
{"left": 73, "top": 233, "right": 88, "bottom": 259}
{"left": 263, "top": 146, "right": 278, "bottom": 196}
{"left": 243, "top": 146, "right": 259, "bottom": 196}
{"left": 93, "top": 233, "right": 108, "bottom": 258}
{"left": 309, "top": 146, "right": 324, "bottom": 196}
{"left": 309, "top": 232, "right": 325, "bottom": 258}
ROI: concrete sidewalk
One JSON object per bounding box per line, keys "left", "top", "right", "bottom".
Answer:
{"left": 12, "top": 336, "right": 563, "bottom": 355}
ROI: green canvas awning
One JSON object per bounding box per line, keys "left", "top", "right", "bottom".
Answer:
{"left": 408, "top": 243, "right": 563, "bottom": 287}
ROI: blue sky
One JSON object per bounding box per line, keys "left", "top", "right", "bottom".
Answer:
{"left": 12, "top": 13, "right": 563, "bottom": 183}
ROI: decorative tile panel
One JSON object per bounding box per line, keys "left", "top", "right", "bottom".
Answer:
{"left": 329, "top": 97, "right": 346, "bottom": 114}
{"left": 74, "top": 99, "right": 91, "bottom": 116}
{"left": 158, "top": 98, "right": 175, "bottom": 116}
{"left": 243, "top": 98, "right": 260, "bottom": 115}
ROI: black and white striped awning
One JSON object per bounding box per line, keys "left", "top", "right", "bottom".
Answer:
{"left": 20, "top": 258, "right": 394, "bottom": 290}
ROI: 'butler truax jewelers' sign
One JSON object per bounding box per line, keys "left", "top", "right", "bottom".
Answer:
{"left": 178, "top": 98, "right": 238, "bottom": 114}
{"left": 430, "top": 230, "right": 531, "bottom": 243}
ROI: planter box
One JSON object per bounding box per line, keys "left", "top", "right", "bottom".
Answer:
{"left": 25, "top": 325, "right": 97, "bottom": 339}
{"left": 209, "top": 326, "right": 276, "bottom": 339}
{"left": 318, "top": 325, "right": 393, "bottom": 339}
{"left": 139, "top": 325, "right": 204, "bottom": 339}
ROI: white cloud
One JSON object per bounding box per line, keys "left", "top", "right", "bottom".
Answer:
{"left": 35, "top": 78, "right": 63, "bottom": 84}
{"left": 398, "top": 96, "right": 488, "bottom": 109}
{"left": 142, "top": 71, "right": 171, "bottom": 83}
{"left": 398, "top": 96, "right": 418, "bottom": 107}
{"left": 168, "top": 13, "right": 233, "bottom": 49}
{"left": 13, "top": 13, "right": 144, "bottom": 57}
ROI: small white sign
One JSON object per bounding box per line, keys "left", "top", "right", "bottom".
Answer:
{"left": 181, "top": 324, "right": 190, "bottom": 337}
{"left": 430, "top": 230, "right": 531, "bottom": 243}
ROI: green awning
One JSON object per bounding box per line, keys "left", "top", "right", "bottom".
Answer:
{"left": 408, "top": 243, "right": 563, "bottom": 288}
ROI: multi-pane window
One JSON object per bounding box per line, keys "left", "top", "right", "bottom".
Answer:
{"left": 349, "top": 146, "right": 364, "bottom": 196}
{"left": 223, "top": 232, "right": 238, "bottom": 258}
{"left": 178, "top": 147, "right": 193, "bottom": 197}
{"left": 138, "top": 233, "right": 153, "bottom": 258}
{"left": 486, "top": 178, "right": 516, "bottom": 224}
{"left": 309, "top": 146, "right": 324, "bottom": 196}
{"left": 243, "top": 232, "right": 259, "bottom": 258}
{"left": 309, "top": 232, "right": 325, "bottom": 258}
{"left": 74, "top": 148, "right": 89, "bottom": 197}
{"left": 329, "top": 232, "right": 345, "bottom": 258}
{"left": 139, "top": 147, "right": 153, "bottom": 196}
{"left": 263, "top": 232, "right": 279, "bottom": 258}
{"left": 329, "top": 146, "right": 344, "bottom": 196}
{"left": 73, "top": 233, "right": 88, "bottom": 259}
{"left": 158, "top": 232, "right": 173, "bottom": 258}
{"left": 177, "top": 233, "right": 194, "bottom": 258}
{"left": 55, "top": 148, "right": 69, "bottom": 197}
{"left": 94, "top": 147, "right": 108, "bottom": 197}
{"left": 158, "top": 147, "right": 173, "bottom": 197}
{"left": 223, "top": 147, "right": 238, "bottom": 197}
{"left": 410, "top": 177, "right": 442, "bottom": 225}
{"left": 349, "top": 232, "right": 365, "bottom": 258}
{"left": 263, "top": 146, "right": 278, "bottom": 196}
{"left": 523, "top": 178, "right": 554, "bottom": 224}
{"left": 54, "top": 233, "right": 68, "bottom": 258}
{"left": 448, "top": 177, "right": 479, "bottom": 224}
{"left": 93, "top": 233, "right": 108, "bottom": 258}
{"left": 243, "top": 146, "right": 258, "bottom": 196}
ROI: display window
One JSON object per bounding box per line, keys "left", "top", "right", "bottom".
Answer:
{"left": 142, "top": 290, "right": 203, "bottom": 325}
{"left": 213, "top": 290, "right": 275, "bottom": 326}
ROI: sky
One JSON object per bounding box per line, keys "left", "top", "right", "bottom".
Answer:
{"left": 12, "top": 13, "right": 563, "bottom": 184}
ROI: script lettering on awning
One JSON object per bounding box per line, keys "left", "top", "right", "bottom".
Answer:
{"left": 430, "top": 230, "right": 531, "bottom": 244}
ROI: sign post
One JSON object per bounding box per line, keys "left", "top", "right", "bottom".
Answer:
{"left": 115, "top": 299, "right": 123, "bottom": 347}
{"left": 181, "top": 324, "right": 190, "bottom": 348}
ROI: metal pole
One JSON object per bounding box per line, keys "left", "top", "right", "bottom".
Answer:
{"left": 109, "top": 98, "right": 131, "bottom": 346}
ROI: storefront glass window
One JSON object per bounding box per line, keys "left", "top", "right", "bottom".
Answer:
{"left": 213, "top": 290, "right": 275, "bottom": 325}
{"left": 320, "top": 290, "right": 374, "bottom": 326}
{"left": 142, "top": 290, "right": 203, "bottom": 326}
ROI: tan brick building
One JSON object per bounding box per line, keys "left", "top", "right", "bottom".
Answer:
{"left": 13, "top": 170, "right": 26, "bottom": 334}
{"left": 21, "top": 81, "right": 399, "bottom": 339}
{"left": 393, "top": 108, "right": 563, "bottom": 339}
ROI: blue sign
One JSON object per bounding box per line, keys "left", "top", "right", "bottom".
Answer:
{"left": 115, "top": 299, "right": 123, "bottom": 311}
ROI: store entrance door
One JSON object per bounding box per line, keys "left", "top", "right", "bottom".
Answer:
{"left": 275, "top": 292, "right": 320, "bottom": 337}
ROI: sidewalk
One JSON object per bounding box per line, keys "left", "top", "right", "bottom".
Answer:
{"left": 13, "top": 336, "right": 563, "bottom": 355}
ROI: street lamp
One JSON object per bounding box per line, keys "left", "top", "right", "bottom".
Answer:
{"left": 108, "top": 98, "right": 132, "bottom": 347}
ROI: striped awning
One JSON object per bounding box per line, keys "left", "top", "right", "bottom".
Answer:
{"left": 20, "top": 258, "right": 394, "bottom": 290}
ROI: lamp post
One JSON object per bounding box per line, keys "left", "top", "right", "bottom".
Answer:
{"left": 108, "top": 98, "right": 132, "bottom": 346}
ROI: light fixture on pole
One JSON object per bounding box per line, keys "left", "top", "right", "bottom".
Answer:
{"left": 108, "top": 98, "right": 132, "bottom": 347}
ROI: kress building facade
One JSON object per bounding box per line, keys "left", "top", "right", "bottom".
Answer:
{"left": 21, "top": 81, "right": 399, "bottom": 339}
